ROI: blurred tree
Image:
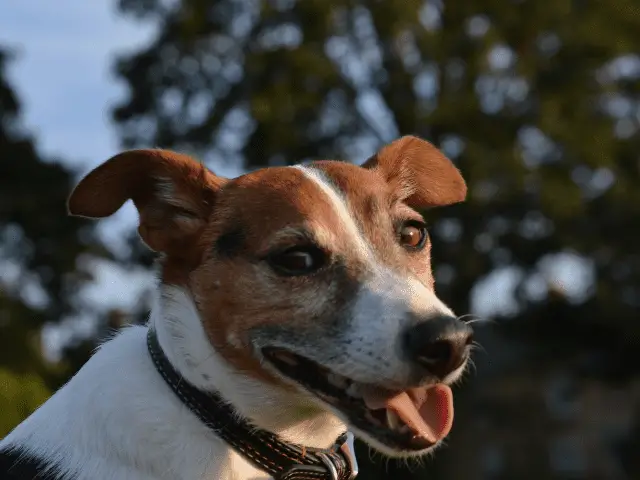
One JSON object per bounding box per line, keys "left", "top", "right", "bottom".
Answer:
{"left": 0, "top": 48, "right": 111, "bottom": 436}
{"left": 2, "top": 0, "right": 627, "bottom": 477}
{"left": 112, "top": 0, "right": 640, "bottom": 338}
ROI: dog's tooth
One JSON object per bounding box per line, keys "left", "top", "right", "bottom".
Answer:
{"left": 327, "top": 373, "right": 348, "bottom": 389}
{"left": 274, "top": 351, "right": 298, "bottom": 366}
{"left": 386, "top": 409, "right": 401, "bottom": 430}
{"left": 346, "top": 383, "right": 362, "bottom": 398}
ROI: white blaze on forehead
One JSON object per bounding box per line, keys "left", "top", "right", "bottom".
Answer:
{"left": 287, "top": 165, "right": 459, "bottom": 386}
{"left": 361, "top": 268, "right": 454, "bottom": 318}
{"left": 405, "top": 276, "right": 455, "bottom": 317}
{"left": 291, "top": 165, "right": 453, "bottom": 318}
{"left": 293, "top": 165, "right": 375, "bottom": 267}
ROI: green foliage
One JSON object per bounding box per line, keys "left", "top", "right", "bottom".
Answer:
{"left": 0, "top": 48, "right": 108, "bottom": 433}
{"left": 2, "top": 0, "right": 639, "bottom": 478}
{"left": 0, "top": 369, "right": 50, "bottom": 438}
{"left": 113, "top": 0, "right": 640, "bottom": 332}
{"left": 111, "top": 0, "right": 640, "bottom": 477}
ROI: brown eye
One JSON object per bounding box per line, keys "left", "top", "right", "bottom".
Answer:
{"left": 267, "top": 246, "right": 326, "bottom": 276}
{"left": 398, "top": 222, "right": 428, "bottom": 250}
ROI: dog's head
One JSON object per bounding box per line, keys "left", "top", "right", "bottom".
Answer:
{"left": 68, "top": 136, "right": 472, "bottom": 457}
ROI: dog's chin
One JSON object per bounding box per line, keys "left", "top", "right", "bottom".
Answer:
{"left": 350, "top": 427, "right": 442, "bottom": 459}
{"left": 261, "top": 347, "right": 458, "bottom": 458}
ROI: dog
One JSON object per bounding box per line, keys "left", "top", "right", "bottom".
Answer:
{"left": 0, "top": 136, "right": 473, "bottom": 480}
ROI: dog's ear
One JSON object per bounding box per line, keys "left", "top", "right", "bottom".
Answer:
{"left": 68, "top": 149, "right": 227, "bottom": 254}
{"left": 362, "top": 136, "right": 466, "bottom": 209}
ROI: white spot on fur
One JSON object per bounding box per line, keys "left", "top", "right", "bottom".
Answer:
{"left": 226, "top": 330, "right": 242, "bottom": 348}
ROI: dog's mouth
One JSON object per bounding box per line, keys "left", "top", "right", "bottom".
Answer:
{"left": 262, "top": 347, "right": 454, "bottom": 452}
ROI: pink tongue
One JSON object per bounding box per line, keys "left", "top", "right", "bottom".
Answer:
{"left": 361, "top": 384, "right": 454, "bottom": 444}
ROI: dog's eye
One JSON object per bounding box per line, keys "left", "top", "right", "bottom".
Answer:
{"left": 267, "top": 246, "right": 326, "bottom": 276}
{"left": 398, "top": 221, "right": 428, "bottom": 250}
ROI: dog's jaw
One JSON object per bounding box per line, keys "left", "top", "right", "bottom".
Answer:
{"left": 154, "top": 283, "right": 465, "bottom": 462}
{"left": 153, "top": 284, "right": 347, "bottom": 449}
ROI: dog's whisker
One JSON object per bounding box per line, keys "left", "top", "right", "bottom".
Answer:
{"left": 367, "top": 445, "right": 379, "bottom": 466}
{"left": 382, "top": 454, "right": 391, "bottom": 473}
{"left": 457, "top": 314, "right": 483, "bottom": 325}
{"left": 457, "top": 313, "right": 499, "bottom": 326}
{"left": 470, "top": 341, "right": 487, "bottom": 355}
{"left": 466, "top": 357, "right": 478, "bottom": 376}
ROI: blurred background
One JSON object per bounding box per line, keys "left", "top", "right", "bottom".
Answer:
{"left": 1, "top": 1, "right": 639, "bottom": 478}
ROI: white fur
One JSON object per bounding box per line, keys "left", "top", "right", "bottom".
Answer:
{"left": 293, "top": 166, "right": 457, "bottom": 385}
{"left": 0, "top": 286, "right": 345, "bottom": 480}
{"left": 1, "top": 166, "right": 467, "bottom": 479}
{"left": 341, "top": 272, "right": 455, "bottom": 387}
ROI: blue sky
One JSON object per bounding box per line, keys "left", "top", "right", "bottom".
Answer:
{"left": 0, "top": 2, "right": 595, "bottom": 352}
{"left": 0, "top": 2, "right": 152, "bottom": 166}
{"left": 0, "top": 1, "right": 158, "bottom": 348}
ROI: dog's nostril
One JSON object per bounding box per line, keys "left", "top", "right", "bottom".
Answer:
{"left": 418, "top": 340, "right": 453, "bottom": 365}
{"left": 404, "top": 315, "right": 473, "bottom": 379}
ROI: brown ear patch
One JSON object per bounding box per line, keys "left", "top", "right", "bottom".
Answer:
{"left": 362, "top": 136, "right": 467, "bottom": 209}
{"left": 68, "top": 149, "right": 227, "bottom": 254}
{"left": 68, "top": 149, "right": 224, "bottom": 218}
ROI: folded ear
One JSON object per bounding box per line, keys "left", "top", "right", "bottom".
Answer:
{"left": 68, "top": 149, "right": 227, "bottom": 254}
{"left": 362, "top": 136, "right": 467, "bottom": 209}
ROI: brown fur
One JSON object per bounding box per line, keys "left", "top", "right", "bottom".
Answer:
{"left": 363, "top": 135, "right": 467, "bottom": 208}
{"left": 67, "top": 136, "right": 466, "bottom": 387}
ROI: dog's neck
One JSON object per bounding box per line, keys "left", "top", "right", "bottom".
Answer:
{"left": 0, "top": 284, "right": 346, "bottom": 480}
{"left": 152, "top": 284, "right": 347, "bottom": 451}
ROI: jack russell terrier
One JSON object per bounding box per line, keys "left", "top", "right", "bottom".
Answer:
{"left": 0, "top": 136, "right": 473, "bottom": 480}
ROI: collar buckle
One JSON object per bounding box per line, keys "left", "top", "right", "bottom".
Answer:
{"left": 148, "top": 328, "right": 360, "bottom": 480}
{"left": 279, "top": 432, "right": 359, "bottom": 480}
{"left": 333, "top": 432, "right": 359, "bottom": 480}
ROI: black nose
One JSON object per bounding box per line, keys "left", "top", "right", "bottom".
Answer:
{"left": 403, "top": 315, "right": 473, "bottom": 379}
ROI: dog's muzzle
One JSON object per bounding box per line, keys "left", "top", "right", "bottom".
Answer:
{"left": 146, "top": 327, "right": 359, "bottom": 480}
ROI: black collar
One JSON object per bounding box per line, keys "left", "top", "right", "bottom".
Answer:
{"left": 146, "top": 327, "right": 359, "bottom": 480}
